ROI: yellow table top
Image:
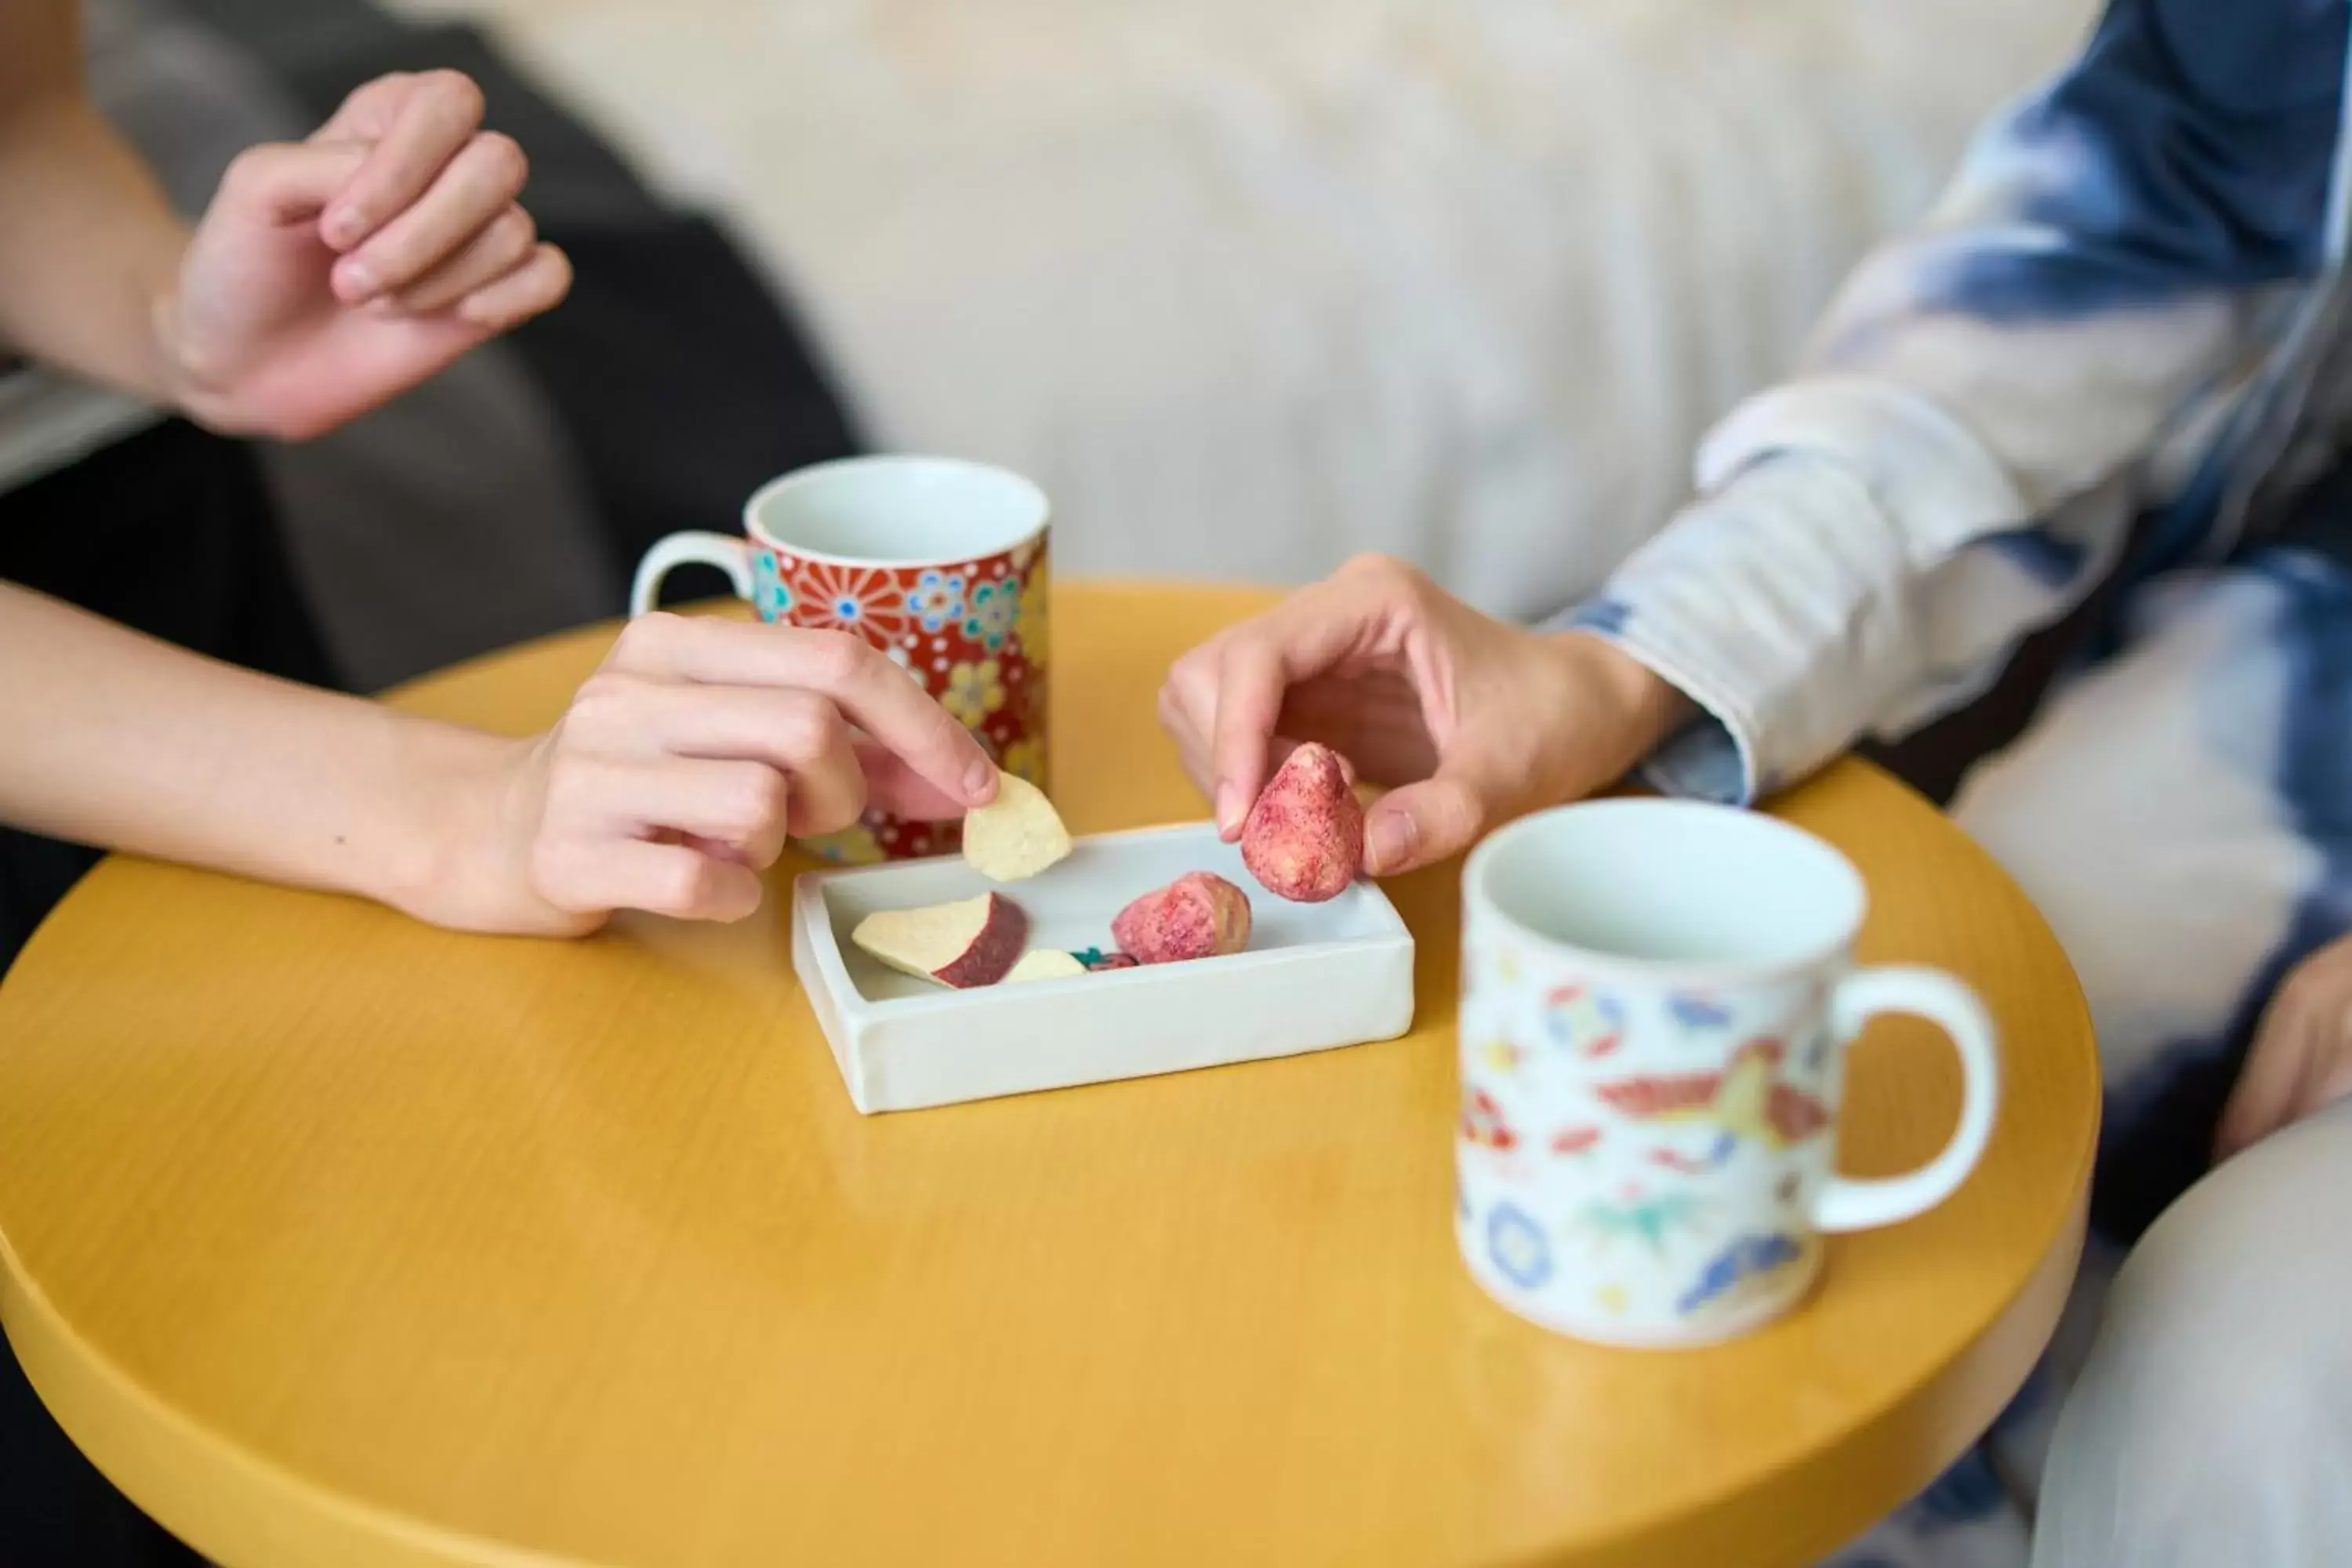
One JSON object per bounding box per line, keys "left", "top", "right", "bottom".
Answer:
{"left": 0, "top": 585, "right": 2096, "bottom": 1568}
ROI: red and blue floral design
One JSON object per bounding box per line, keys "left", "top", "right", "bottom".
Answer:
{"left": 746, "top": 534, "right": 1050, "bottom": 862}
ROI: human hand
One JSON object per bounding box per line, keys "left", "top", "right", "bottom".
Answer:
{"left": 1157, "top": 556, "right": 1692, "bottom": 877}
{"left": 2216, "top": 931, "right": 2352, "bottom": 1159}
{"left": 416, "top": 615, "right": 997, "bottom": 935}
{"left": 161, "top": 70, "right": 570, "bottom": 441}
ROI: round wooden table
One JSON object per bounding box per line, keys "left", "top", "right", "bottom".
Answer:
{"left": 0, "top": 585, "right": 2096, "bottom": 1568}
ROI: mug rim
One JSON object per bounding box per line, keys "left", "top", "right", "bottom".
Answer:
{"left": 741, "top": 454, "right": 1050, "bottom": 569}
{"left": 1461, "top": 798, "right": 1866, "bottom": 985}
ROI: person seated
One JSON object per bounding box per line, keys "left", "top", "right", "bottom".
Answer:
{"left": 0, "top": 5, "right": 996, "bottom": 1559}
{"left": 1160, "top": 1, "right": 2352, "bottom": 1563}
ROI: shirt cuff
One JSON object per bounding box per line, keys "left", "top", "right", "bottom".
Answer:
{"left": 1547, "top": 443, "right": 1933, "bottom": 805}
{"left": 1546, "top": 598, "right": 1762, "bottom": 806}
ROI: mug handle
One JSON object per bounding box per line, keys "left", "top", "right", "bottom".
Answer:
{"left": 629, "top": 532, "right": 755, "bottom": 618}
{"left": 1812, "top": 967, "right": 2001, "bottom": 1233}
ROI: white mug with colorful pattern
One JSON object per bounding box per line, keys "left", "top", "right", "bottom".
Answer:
{"left": 1455, "top": 799, "right": 1999, "bottom": 1347}
{"left": 629, "top": 455, "right": 1051, "bottom": 864}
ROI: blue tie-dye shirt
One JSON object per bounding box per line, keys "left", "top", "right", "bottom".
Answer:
{"left": 1570, "top": 0, "right": 2352, "bottom": 803}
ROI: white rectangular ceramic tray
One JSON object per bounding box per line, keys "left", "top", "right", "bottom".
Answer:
{"left": 790, "top": 822, "right": 1416, "bottom": 1112}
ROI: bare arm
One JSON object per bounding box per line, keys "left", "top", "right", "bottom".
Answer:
{"left": 0, "top": 585, "right": 998, "bottom": 933}
{"left": 0, "top": 2, "right": 191, "bottom": 399}
{"left": 0, "top": 581, "right": 515, "bottom": 916}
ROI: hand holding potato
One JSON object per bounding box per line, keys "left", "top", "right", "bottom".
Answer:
{"left": 416, "top": 613, "right": 998, "bottom": 935}
{"left": 1160, "top": 556, "right": 1693, "bottom": 877}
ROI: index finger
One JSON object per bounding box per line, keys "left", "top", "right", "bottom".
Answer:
{"left": 1207, "top": 579, "right": 1384, "bottom": 835}
{"left": 315, "top": 69, "right": 487, "bottom": 251}
{"left": 610, "top": 615, "right": 997, "bottom": 808}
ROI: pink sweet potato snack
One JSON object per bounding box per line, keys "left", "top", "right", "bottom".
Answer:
{"left": 1240, "top": 742, "right": 1365, "bottom": 902}
{"left": 1111, "top": 872, "right": 1253, "bottom": 965}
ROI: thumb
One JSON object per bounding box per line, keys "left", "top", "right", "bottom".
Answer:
{"left": 1361, "top": 768, "right": 1502, "bottom": 877}
{"left": 211, "top": 140, "right": 372, "bottom": 227}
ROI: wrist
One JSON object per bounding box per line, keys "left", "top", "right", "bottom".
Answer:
{"left": 147, "top": 269, "right": 238, "bottom": 432}
{"left": 1548, "top": 630, "right": 1696, "bottom": 758}
{"left": 368, "top": 717, "right": 547, "bottom": 932}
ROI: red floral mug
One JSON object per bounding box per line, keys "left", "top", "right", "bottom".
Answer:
{"left": 628, "top": 455, "right": 1051, "bottom": 863}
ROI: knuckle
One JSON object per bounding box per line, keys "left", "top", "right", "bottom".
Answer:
{"left": 715, "top": 764, "right": 789, "bottom": 838}
{"left": 537, "top": 244, "right": 574, "bottom": 299}
{"left": 654, "top": 855, "right": 716, "bottom": 916}
{"left": 614, "top": 611, "right": 685, "bottom": 665}
{"left": 774, "top": 693, "right": 846, "bottom": 760}
{"left": 797, "top": 630, "right": 871, "bottom": 689}
{"left": 1341, "top": 552, "right": 1421, "bottom": 597}
{"left": 498, "top": 204, "right": 538, "bottom": 255}
{"left": 423, "top": 69, "right": 488, "bottom": 125}
{"left": 344, "top": 71, "right": 408, "bottom": 111}
{"left": 220, "top": 145, "right": 277, "bottom": 200}
{"left": 565, "top": 671, "right": 642, "bottom": 733}
{"left": 470, "top": 130, "right": 529, "bottom": 193}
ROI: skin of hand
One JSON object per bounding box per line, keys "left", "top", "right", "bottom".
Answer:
{"left": 1157, "top": 555, "right": 1694, "bottom": 877}
{"left": 2216, "top": 931, "right": 2352, "bottom": 1159}
{"left": 426, "top": 613, "right": 1001, "bottom": 935}
{"left": 0, "top": 589, "right": 997, "bottom": 938}
{"left": 161, "top": 69, "right": 572, "bottom": 440}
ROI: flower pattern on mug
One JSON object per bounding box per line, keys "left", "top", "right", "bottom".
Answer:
{"left": 1015, "top": 557, "right": 1048, "bottom": 666}
{"left": 906, "top": 569, "right": 967, "bottom": 633}
{"left": 788, "top": 561, "right": 909, "bottom": 646}
{"left": 748, "top": 534, "right": 1043, "bottom": 866}
{"left": 750, "top": 549, "right": 793, "bottom": 620}
{"left": 1543, "top": 985, "right": 1625, "bottom": 1057}
{"left": 1460, "top": 1087, "right": 1519, "bottom": 1152}
{"left": 1486, "top": 1203, "right": 1552, "bottom": 1288}
{"left": 964, "top": 577, "right": 1020, "bottom": 651}
{"left": 942, "top": 659, "right": 1007, "bottom": 728}
{"left": 1674, "top": 1232, "right": 1805, "bottom": 1317}
{"left": 1001, "top": 737, "right": 1046, "bottom": 788}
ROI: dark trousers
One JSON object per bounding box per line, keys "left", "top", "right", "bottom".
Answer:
{"left": 0, "top": 417, "right": 333, "bottom": 1564}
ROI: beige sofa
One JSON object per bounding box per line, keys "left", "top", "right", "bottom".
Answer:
{"left": 402, "top": 0, "right": 2095, "bottom": 621}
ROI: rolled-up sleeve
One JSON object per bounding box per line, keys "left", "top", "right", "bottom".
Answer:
{"left": 1559, "top": 0, "right": 2347, "bottom": 802}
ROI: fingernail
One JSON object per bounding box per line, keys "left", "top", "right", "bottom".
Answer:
{"left": 324, "top": 206, "right": 366, "bottom": 248}
{"left": 964, "top": 760, "right": 998, "bottom": 802}
{"left": 1367, "top": 811, "right": 1415, "bottom": 873}
{"left": 1214, "top": 782, "right": 1243, "bottom": 836}
{"left": 336, "top": 258, "right": 379, "bottom": 302}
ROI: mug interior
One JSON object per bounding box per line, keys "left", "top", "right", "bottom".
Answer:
{"left": 746, "top": 456, "right": 1047, "bottom": 567}
{"left": 1468, "top": 800, "right": 1864, "bottom": 976}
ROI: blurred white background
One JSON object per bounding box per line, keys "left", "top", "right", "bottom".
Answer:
{"left": 395, "top": 0, "right": 2092, "bottom": 619}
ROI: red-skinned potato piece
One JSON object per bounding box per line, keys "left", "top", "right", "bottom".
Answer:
{"left": 1112, "top": 872, "right": 1253, "bottom": 965}
{"left": 851, "top": 893, "right": 1029, "bottom": 988}
{"left": 1240, "top": 742, "right": 1365, "bottom": 902}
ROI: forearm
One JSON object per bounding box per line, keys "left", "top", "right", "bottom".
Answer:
{"left": 0, "top": 583, "right": 516, "bottom": 914}
{"left": 0, "top": 9, "right": 189, "bottom": 401}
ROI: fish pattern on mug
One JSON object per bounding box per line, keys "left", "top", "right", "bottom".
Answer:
{"left": 1456, "top": 961, "right": 1836, "bottom": 1334}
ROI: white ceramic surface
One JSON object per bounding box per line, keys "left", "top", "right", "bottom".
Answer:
{"left": 792, "top": 823, "right": 1416, "bottom": 1113}
{"left": 1455, "top": 800, "right": 2000, "bottom": 1347}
